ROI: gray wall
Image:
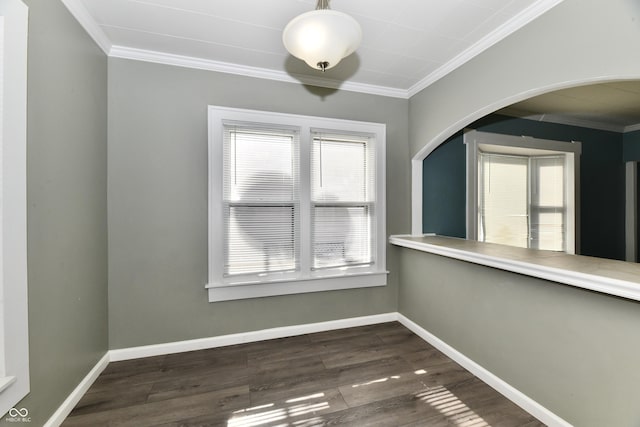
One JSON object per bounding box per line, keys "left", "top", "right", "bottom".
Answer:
{"left": 2, "top": 0, "right": 109, "bottom": 425}
{"left": 405, "top": 0, "right": 640, "bottom": 425}
{"left": 107, "top": 58, "right": 410, "bottom": 349}
{"left": 398, "top": 248, "right": 640, "bottom": 427}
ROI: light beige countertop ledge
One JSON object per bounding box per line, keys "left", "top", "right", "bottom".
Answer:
{"left": 390, "top": 234, "right": 640, "bottom": 303}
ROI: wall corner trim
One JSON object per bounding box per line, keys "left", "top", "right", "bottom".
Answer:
{"left": 43, "top": 353, "right": 110, "bottom": 427}
{"left": 396, "top": 314, "right": 572, "bottom": 427}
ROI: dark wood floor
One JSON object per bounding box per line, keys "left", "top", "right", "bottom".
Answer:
{"left": 63, "top": 322, "right": 545, "bottom": 426}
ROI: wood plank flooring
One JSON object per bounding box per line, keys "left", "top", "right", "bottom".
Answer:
{"left": 62, "top": 322, "right": 545, "bottom": 426}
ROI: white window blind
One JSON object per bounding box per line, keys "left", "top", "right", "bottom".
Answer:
{"left": 530, "top": 156, "right": 565, "bottom": 251}
{"left": 311, "top": 133, "right": 375, "bottom": 269}
{"left": 479, "top": 153, "right": 529, "bottom": 248}
{"left": 223, "top": 125, "right": 300, "bottom": 276}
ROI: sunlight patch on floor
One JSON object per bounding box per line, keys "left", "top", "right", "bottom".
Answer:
{"left": 228, "top": 371, "right": 492, "bottom": 426}
{"left": 228, "top": 393, "right": 329, "bottom": 427}
{"left": 417, "top": 385, "right": 490, "bottom": 427}
{"left": 290, "top": 416, "right": 326, "bottom": 427}
{"left": 228, "top": 407, "right": 288, "bottom": 427}
{"left": 351, "top": 375, "right": 401, "bottom": 388}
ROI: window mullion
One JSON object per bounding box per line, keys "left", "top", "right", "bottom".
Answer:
{"left": 299, "top": 125, "right": 312, "bottom": 276}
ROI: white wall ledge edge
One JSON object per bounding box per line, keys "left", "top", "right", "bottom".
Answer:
{"left": 390, "top": 234, "right": 640, "bottom": 303}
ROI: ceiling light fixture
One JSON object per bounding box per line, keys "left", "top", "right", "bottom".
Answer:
{"left": 282, "top": 0, "right": 362, "bottom": 72}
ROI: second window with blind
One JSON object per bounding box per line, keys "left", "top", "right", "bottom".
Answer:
{"left": 207, "top": 106, "right": 387, "bottom": 302}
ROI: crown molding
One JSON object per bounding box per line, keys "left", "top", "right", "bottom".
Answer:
{"left": 63, "top": 0, "right": 564, "bottom": 100}
{"left": 407, "top": 0, "right": 565, "bottom": 98}
{"left": 60, "top": 0, "right": 112, "bottom": 54}
{"left": 109, "top": 45, "right": 409, "bottom": 99}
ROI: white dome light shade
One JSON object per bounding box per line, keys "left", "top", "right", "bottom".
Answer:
{"left": 283, "top": 9, "right": 362, "bottom": 71}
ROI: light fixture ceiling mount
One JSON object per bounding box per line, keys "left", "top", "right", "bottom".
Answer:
{"left": 282, "top": 0, "right": 362, "bottom": 72}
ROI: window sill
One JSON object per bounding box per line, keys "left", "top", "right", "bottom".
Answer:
{"left": 206, "top": 270, "right": 388, "bottom": 302}
{"left": 0, "top": 376, "right": 16, "bottom": 394}
{"left": 390, "top": 234, "right": 640, "bottom": 303}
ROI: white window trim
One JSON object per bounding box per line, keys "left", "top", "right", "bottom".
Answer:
{"left": 207, "top": 106, "right": 387, "bottom": 302}
{"left": 0, "top": 0, "right": 29, "bottom": 417}
{"left": 464, "top": 129, "right": 581, "bottom": 254}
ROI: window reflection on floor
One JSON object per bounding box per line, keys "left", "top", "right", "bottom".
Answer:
{"left": 417, "top": 385, "right": 490, "bottom": 427}
{"left": 227, "top": 369, "right": 491, "bottom": 427}
{"left": 227, "top": 393, "right": 330, "bottom": 427}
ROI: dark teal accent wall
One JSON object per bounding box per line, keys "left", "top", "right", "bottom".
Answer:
{"left": 422, "top": 131, "right": 466, "bottom": 238}
{"left": 423, "top": 114, "right": 625, "bottom": 261}
{"left": 623, "top": 130, "right": 640, "bottom": 162}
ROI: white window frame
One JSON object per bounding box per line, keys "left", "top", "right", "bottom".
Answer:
{"left": 0, "top": 0, "right": 29, "bottom": 416}
{"left": 207, "top": 106, "right": 387, "bottom": 302}
{"left": 465, "top": 129, "right": 581, "bottom": 254}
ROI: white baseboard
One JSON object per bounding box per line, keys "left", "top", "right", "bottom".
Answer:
{"left": 109, "top": 313, "right": 398, "bottom": 362}
{"left": 396, "top": 314, "right": 572, "bottom": 427}
{"left": 43, "top": 352, "right": 110, "bottom": 427}
{"left": 46, "top": 312, "right": 569, "bottom": 427}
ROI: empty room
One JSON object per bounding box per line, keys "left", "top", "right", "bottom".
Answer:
{"left": 1, "top": 0, "right": 640, "bottom": 426}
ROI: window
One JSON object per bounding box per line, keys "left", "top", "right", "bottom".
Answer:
{"left": 466, "top": 130, "right": 580, "bottom": 254}
{"left": 0, "top": 0, "right": 29, "bottom": 417}
{"left": 223, "top": 125, "right": 300, "bottom": 276}
{"left": 311, "top": 133, "right": 375, "bottom": 269}
{"left": 208, "top": 106, "right": 386, "bottom": 302}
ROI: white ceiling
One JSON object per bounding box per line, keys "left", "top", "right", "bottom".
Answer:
{"left": 62, "top": 0, "right": 563, "bottom": 98}
{"left": 499, "top": 81, "right": 640, "bottom": 132}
